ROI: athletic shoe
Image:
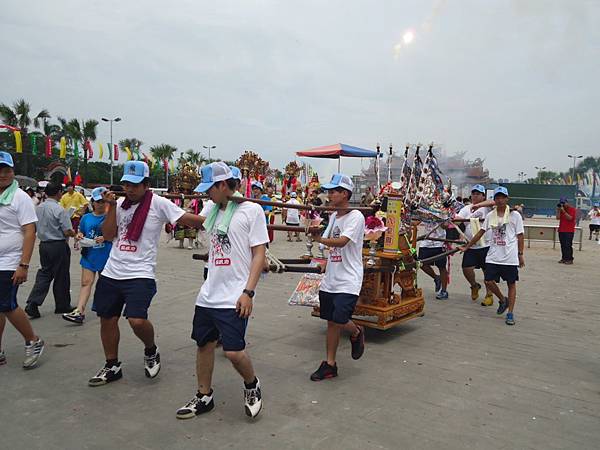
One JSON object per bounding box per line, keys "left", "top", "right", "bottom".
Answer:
{"left": 88, "top": 362, "right": 123, "bottom": 386}
{"left": 557, "top": 260, "right": 565, "bottom": 264}
{"left": 310, "top": 361, "right": 338, "bottom": 381}
{"left": 481, "top": 294, "right": 494, "bottom": 306}
{"left": 23, "top": 338, "right": 45, "bottom": 369}
{"left": 563, "top": 260, "right": 573, "bottom": 265}
{"left": 144, "top": 347, "right": 161, "bottom": 378}
{"left": 0, "top": 350, "right": 6, "bottom": 365}
{"left": 25, "top": 304, "right": 40, "bottom": 319}
{"left": 176, "top": 390, "right": 215, "bottom": 419}
{"left": 244, "top": 378, "right": 263, "bottom": 418}
{"left": 434, "top": 276, "right": 442, "bottom": 293}
{"left": 496, "top": 297, "right": 509, "bottom": 315}
{"left": 505, "top": 312, "right": 515, "bottom": 325}
{"left": 62, "top": 309, "right": 85, "bottom": 324}
{"left": 350, "top": 325, "right": 365, "bottom": 360}
{"left": 54, "top": 305, "right": 74, "bottom": 314}
{"left": 470, "top": 283, "right": 481, "bottom": 301}
{"left": 435, "top": 290, "right": 449, "bottom": 300}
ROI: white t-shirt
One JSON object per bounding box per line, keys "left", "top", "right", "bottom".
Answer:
{"left": 196, "top": 202, "right": 269, "bottom": 308}
{"left": 457, "top": 205, "right": 491, "bottom": 249}
{"left": 320, "top": 210, "right": 365, "bottom": 296}
{"left": 0, "top": 189, "right": 38, "bottom": 271}
{"left": 102, "top": 195, "right": 185, "bottom": 280}
{"left": 420, "top": 222, "right": 446, "bottom": 249}
{"left": 199, "top": 199, "right": 215, "bottom": 218}
{"left": 482, "top": 210, "right": 524, "bottom": 266}
{"left": 284, "top": 198, "right": 300, "bottom": 224}
{"left": 589, "top": 209, "right": 600, "bottom": 225}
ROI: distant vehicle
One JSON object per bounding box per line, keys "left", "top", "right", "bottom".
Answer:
{"left": 499, "top": 183, "right": 591, "bottom": 218}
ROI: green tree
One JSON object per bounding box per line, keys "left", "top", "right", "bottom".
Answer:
{"left": 61, "top": 118, "right": 99, "bottom": 186}
{"left": 119, "top": 138, "right": 144, "bottom": 160}
{"left": 0, "top": 98, "right": 50, "bottom": 175}
{"left": 150, "top": 143, "right": 177, "bottom": 188}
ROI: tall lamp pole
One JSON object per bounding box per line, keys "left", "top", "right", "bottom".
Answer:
{"left": 101, "top": 116, "right": 122, "bottom": 185}
{"left": 534, "top": 166, "right": 546, "bottom": 184}
{"left": 567, "top": 154, "right": 583, "bottom": 186}
{"left": 203, "top": 145, "right": 216, "bottom": 162}
{"left": 518, "top": 171, "right": 527, "bottom": 183}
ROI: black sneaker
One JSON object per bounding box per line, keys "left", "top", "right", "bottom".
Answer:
{"left": 350, "top": 326, "right": 365, "bottom": 360}
{"left": 144, "top": 347, "right": 161, "bottom": 378}
{"left": 88, "top": 362, "right": 123, "bottom": 386}
{"left": 244, "top": 378, "right": 263, "bottom": 418}
{"left": 496, "top": 297, "right": 509, "bottom": 315}
{"left": 310, "top": 361, "right": 338, "bottom": 381}
{"left": 25, "top": 304, "right": 40, "bottom": 319}
{"left": 176, "top": 390, "right": 215, "bottom": 419}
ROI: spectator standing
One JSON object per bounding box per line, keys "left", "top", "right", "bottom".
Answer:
{"left": 556, "top": 196, "right": 576, "bottom": 265}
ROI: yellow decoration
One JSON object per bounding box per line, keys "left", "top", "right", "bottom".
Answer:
{"left": 98, "top": 143, "right": 104, "bottom": 160}
{"left": 124, "top": 146, "right": 133, "bottom": 161}
{"left": 59, "top": 137, "right": 67, "bottom": 159}
{"left": 169, "top": 159, "right": 175, "bottom": 172}
{"left": 14, "top": 131, "right": 22, "bottom": 153}
{"left": 383, "top": 196, "right": 404, "bottom": 253}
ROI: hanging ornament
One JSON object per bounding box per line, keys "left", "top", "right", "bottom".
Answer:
{"left": 98, "top": 143, "right": 104, "bottom": 160}
{"left": 14, "top": 130, "right": 22, "bottom": 153}
{"left": 31, "top": 134, "right": 38, "bottom": 156}
{"left": 45, "top": 136, "right": 53, "bottom": 157}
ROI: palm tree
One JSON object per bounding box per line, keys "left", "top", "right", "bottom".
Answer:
{"left": 0, "top": 98, "right": 51, "bottom": 175}
{"left": 62, "top": 118, "right": 99, "bottom": 186}
{"left": 119, "top": 138, "right": 144, "bottom": 160}
{"left": 150, "top": 143, "right": 177, "bottom": 188}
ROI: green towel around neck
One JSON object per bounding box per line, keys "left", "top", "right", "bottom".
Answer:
{"left": 0, "top": 180, "right": 19, "bottom": 206}
{"left": 203, "top": 191, "right": 243, "bottom": 235}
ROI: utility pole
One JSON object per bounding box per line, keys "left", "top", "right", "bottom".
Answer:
{"left": 534, "top": 166, "right": 546, "bottom": 184}
{"left": 101, "top": 116, "right": 122, "bottom": 185}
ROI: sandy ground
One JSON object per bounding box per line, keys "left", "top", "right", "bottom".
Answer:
{"left": 1, "top": 217, "right": 598, "bottom": 450}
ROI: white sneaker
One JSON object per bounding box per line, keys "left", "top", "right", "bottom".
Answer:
{"left": 23, "top": 338, "right": 45, "bottom": 369}
{"left": 244, "top": 378, "right": 262, "bottom": 418}
{"left": 144, "top": 347, "right": 161, "bottom": 378}
{"left": 88, "top": 362, "right": 123, "bottom": 386}
{"left": 176, "top": 390, "right": 215, "bottom": 419}
{"left": 0, "top": 350, "right": 6, "bottom": 365}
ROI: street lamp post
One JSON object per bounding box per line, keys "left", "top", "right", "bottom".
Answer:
{"left": 567, "top": 154, "right": 583, "bottom": 186}
{"left": 534, "top": 166, "right": 546, "bottom": 184}
{"left": 518, "top": 171, "right": 527, "bottom": 183}
{"left": 203, "top": 145, "right": 216, "bottom": 162}
{"left": 101, "top": 116, "right": 122, "bottom": 185}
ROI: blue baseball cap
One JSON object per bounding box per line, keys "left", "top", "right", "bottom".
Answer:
{"left": 121, "top": 161, "right": 150, "bottom": 184}
{"left": 251, "top": 181, "right": 264, "bottom": 191}
{"left": 559, "top": 196, "right": 568, "bottom": 203}
{"left": 91, "top": 186, "right": 107, "bottom": 201}
{"left": 322, "top": 173, "right": 354, "bottom": 192}
{"left": 493, "top": 186, "right": 509, "bottom": 197}
{"left": 0, "top": 151, "right": 14, "bottom": 168}
{"left": 471, "top": 184, "right": 486, "bottom": 194}
{"left": 229, "top": 166, "right": 242, "bottom": 180}
{"left": 194, "top": 162, "right": 233, "bottom": 193}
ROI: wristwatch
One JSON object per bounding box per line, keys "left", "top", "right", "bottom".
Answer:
{"left": 242, "top": 289, "right": 255, "bottom": 298}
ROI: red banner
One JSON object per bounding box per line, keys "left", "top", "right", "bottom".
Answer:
{"left": 45, "top": 136, "right": 53, "bottom": 157}
{"left": 114, "top": 144, "right": 119, "bottom": 161}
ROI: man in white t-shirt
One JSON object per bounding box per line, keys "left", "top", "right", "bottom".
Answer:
{"left": 284, "top": 192, "right": 302, "bottom": 242}
{"left": 418, "top": 221, "right": 449, "bottom": 300}
{"left": 309, "top": 173, "right": 365, "bottom": 381}
{"left": 0, "top": 151, "right": 45, "bottom": 369}
{"left": 461, "top": 187, "right": 525, "bottom": 326}
{"left": 176, "top": 162, "right": 268, "bottom": 420}
{"left": 457, "top": 185, "right": 494, "bottom": 306}
{"left": 88, "top": 161, "right": 205, "bottom": 387}
{"left": 587, "top": 203, "right": 600, "bottom": 240}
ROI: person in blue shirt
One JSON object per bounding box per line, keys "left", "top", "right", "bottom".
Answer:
{"left": 63, "top": 187, "right": 112, "bottom": 325}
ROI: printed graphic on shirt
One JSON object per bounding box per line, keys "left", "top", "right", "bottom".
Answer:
{"left": 492, "top": 224, "right": 507, "bottom": 246}
{"left": 116, "top": 212, "right": 138, "bottom": 253}
{"left": 210, "top": 232, "right": 232, "bottom": 266}
{"left": 329, "top": 225, "right": 342, "bottom": 262}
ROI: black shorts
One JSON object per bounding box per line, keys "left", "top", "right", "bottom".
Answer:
{"left": 589, "top": 224, "right": 600, "bottom": 231}
{"left": 191, "top": 306, "right": 248, "bottom": 351}
{"left": 0, "top": 271, "right": 19, "bottom": 313}
{"left": 92, "top": 275, "right": 157, "bottom": 319}
{"left": 484, "top": 263, "right": 519, "bottom": 284}
{"left": 462, "top": 247, "right": 489, "bottom": 269}
{"left": 418, "top": 247, "right": 447, "bottom": 269}
{"left": 319, "top": 290, "right": 358, "bottom": 324}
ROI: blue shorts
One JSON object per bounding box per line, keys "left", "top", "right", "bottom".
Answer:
{"left": 92, "top": 275, "right": 157, "bottom": 319}
{"left": 418, "top": 247, "right": 447, "bottom": 269}
{"left": 0, "top": 271, "right": 19, "bottom": 313}
{"left": 484, "top": 263, "right": 519, "bottom": 284}
{"left": 319, "top": 290, "right": 358, "bottom": 324}
{"left": 191, "top": 306, "right": 248, "bottom": 351}
{"left": 462, "top": 247, "right": 489, "bottom": 269}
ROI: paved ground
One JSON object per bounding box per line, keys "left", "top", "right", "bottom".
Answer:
{"left": 1, "top": 218, "right": 599, "bottom": 450}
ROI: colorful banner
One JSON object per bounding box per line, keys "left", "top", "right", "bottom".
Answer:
{"left": 31, "top": 135, "right": 38, "bottom": 155}
{"left": 113, "top": 144, "right": 119, "bottom": 161}
{"left": 45, "top": 136, "right": 53, "bottom": 157}
{"left": 85, "top": 140, "right": 93, "bottom": 159}
{"left": 14, "top": 131, "right": 22, "bottom": 153}
{"left": 98, "top": 142, "right": 104, "bottom": 160}
{"left": 74, "top": 141, "right": 79, "bottom": 159}
{"left": 124, "top": 146, "right": 133, "bottom": 161}
{"left": 59, "top": 137, "right": 67, "bottom": 159}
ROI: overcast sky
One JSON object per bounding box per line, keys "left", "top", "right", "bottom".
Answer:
{"left": 1, "top": 0, "right": 598, "bottom": 181}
